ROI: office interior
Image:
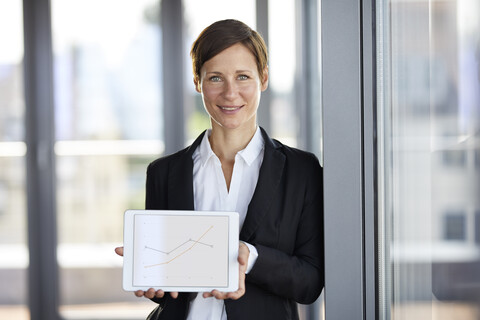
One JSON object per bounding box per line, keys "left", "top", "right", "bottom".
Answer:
{"left": 0, "top": 0, "right": 479, "bottom": 319}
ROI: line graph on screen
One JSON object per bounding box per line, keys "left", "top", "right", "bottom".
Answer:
{"left": 132, "top": 214, "right": 229, "bottom": 287}
{"left": 144, "top": 225, "right": 214, "bottom": 268}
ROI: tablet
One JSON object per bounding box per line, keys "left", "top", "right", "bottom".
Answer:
{"left": 122, "top": 209, "right": 239, "bottom": 292}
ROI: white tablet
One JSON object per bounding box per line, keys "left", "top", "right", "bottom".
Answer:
{"left": 122, "top": 209, "right": 239, "bottom": 292}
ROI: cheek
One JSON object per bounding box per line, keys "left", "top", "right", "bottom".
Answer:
{"left": 202, "top": 86, "right": 222, "bottom": 100}
{"left": 240, "top": 85, "right": 261, "bottom": 100}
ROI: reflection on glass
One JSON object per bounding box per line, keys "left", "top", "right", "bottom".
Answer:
{"left": 51, "top": 0, "right": 163, "bottom": 318}
{"left": 377, "top": 0, "right": 480, "bottom": 319}
{"left": 0, "top": 0, "right": 29, "bottom": 319}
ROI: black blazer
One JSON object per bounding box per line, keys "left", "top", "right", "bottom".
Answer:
{"left": 145, "top": 128, "right": 324, "bottom": 320}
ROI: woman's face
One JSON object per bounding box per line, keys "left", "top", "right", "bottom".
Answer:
{"left": 195, "top": 43, "right": 268, "bottom": 132}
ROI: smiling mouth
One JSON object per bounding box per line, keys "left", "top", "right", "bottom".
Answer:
{"left": 219, "top": 105, "right": 243, "bottom": 111}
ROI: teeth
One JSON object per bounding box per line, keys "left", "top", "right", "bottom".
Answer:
{"left": 220, "top": 106, "right": 239, "bottom": 111}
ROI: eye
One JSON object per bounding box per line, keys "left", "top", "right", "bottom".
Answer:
{"left": 209, "top": 75, "right": 222, "bottom": 82}
{"left": 238, "top": 75, "right": 249, "bottom": 80}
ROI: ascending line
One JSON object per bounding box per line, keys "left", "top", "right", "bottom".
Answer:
{"left": 144, "top": 225, "right": 214, "bottom": 268}
{"left": 145, "top": 238, "right": 213, "bottom": 255}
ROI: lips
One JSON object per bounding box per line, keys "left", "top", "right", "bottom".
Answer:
{"left": 219, "top": 105, "right": 243, "bottom": 111}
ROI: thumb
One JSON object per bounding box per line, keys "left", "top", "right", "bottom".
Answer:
{"left": 115, "top": 247, "right": 124, "bottom": 256}
{"left": 238, "top": 243, "right": 249, "bottom": 268}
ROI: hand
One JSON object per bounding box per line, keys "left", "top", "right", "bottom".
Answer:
{"left": 114, "top": 247, "right": 178, "bottom": 299}
{"left": 202, "top": 242, "right": 249, "bottom": 300}
{"left": 134, "top": 288, "right": 179, "bottom": 299}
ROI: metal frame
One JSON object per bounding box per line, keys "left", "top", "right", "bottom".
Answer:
{"left": 255, "top": 0, "right": 272, "bottom": 134}
{"left": 23, "top": 0, "right": 60, "bottom": 319}
{"left": 296, "top": 0, "right": 321, "bottom": 156}
{"left": 362, "top": 0, "right": 378, "bottom": 318}
{"left": 161, "top": 0, "right": 185, "bottom": 154}
{"left": 322, "top": 0, "right": 377, "bottom": 318}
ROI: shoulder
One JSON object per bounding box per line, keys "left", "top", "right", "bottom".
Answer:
{"left": 261, "top": 127, "right": 320, "bottom": 168}
{"left": 147, "top": 131, "right": 206, "bottom": 174}
{"left": 146, "top": 146, "right": 193, "bottom": 181}
{"left": 269, "top": 137, "right": 322, "bottom": 173}
{"left": 277, "top": 140, "right": 319, "bottom": 163}
{"left": 148, "top": 147, "right": 188, "bottom": 169}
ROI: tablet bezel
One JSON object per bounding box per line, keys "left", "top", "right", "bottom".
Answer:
{"left": 122, "top": 209, "right": 239, "bottom": 292}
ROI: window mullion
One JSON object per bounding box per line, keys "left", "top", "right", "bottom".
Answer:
{"left": 23, "top": 0, "right": 60, "bottom": 319}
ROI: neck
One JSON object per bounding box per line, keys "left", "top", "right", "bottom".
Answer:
{"left": 208, "top": 124, "right": 257, "bottom": 161}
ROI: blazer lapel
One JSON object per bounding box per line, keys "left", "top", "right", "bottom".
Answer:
{"left": 240, "top": 128, "right": 285, "bottom": 242}
{"left": 167, "top": 131, "right": 206, "bottom": 211}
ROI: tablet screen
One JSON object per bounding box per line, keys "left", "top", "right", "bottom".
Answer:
{"left": 123, "top": 210, "right": 239, "bottom": 292}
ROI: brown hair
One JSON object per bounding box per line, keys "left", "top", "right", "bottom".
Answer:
{"left": 190, "top": 19, "right": 268, "bottom": 83}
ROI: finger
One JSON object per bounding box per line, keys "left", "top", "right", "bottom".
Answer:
{"left": 155, "top": 290, "right": 165, "bottom": 298}
{"left": 115, "top": 247, "right": 124, "bottom": 256}
{"left": 170, "top": 291, "right": 179, "bottom": 299}
{"left": 202, "top": 291, "right": 213, "bottom": 298}
{"left": 145, "top": 288, "right": 156, "bottom": 299}
{"left": 227, "top": 281, "right": 246, "bottom": 300}
{"left": 238, "top": 258, "right": 248, "bottom": 274}
{"left": 227, "top": 287, "right": 246, "bottom": 300}
{"left": 228, "top": 264, "right": 246, "bottom": 300}
{"left": 211, "top": 290, "right": 228, "bottom": 300}
{"left": 134, "top": 290, "right": 144, "bottom": 297}
{"left": 239, "top": 242, "right": 249, "bottom": 255}
{"left": 237, "top": 243, "right": 249, "bottom": 272}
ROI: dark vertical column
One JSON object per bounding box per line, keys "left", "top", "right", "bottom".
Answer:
{"left": 361, "top": 0, "right": 378, "bottom": 319}
{"left": 23, "top": 0, "right": 60, "bottom": 319}
{"left": 295, "top": 0, "right": 321, "bottom": 155}
{"left": 256, "top": 0, "right": 272, "bottom": 134}
{"left": 162, "top": 0, "right": 185, "bottom": 155}
{"left": 322, "top": 0, "right": 366, "bottom": 318}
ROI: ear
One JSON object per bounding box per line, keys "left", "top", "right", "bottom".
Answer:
{"left": 260, "top": 66, "right": 269, "bottom": 92}
{"left": 194, "top": 77, "right": 202, "bottom": 93}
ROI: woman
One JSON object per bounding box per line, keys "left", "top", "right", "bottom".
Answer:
{"left": 117, "top": 19, "right": 324, "bottom": 320}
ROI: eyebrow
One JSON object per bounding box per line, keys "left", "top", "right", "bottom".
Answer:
{"left": 206, "top": 70, "right": 254, "bottom": 75}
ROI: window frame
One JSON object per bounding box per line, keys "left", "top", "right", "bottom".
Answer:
{"left": 23, "top": 0, "right": 60, "bottom": 319}
{"left": 321, "top": 0, "right": 377, "bottom": 319}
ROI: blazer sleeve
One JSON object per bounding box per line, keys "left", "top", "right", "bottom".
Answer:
{"left": 246, "top": 152, "right": 324, "bottom": 304}
{"left": 145, "top": 159, "right": 168, "bottom": 210}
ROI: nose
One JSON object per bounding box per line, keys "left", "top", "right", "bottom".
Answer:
{"left": 223, "top": 79, "right": 239, "bottom": 100}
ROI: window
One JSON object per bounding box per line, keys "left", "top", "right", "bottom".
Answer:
{"left": 0, "top": 1, "right": 28, "bottom": 319}
{"left": 475, "top": 149, "right": 480, "bottom": 168}
{"left": 268, "top": 0, "right": 298, "bottom": 147}
{"left": 51, "top": 0, "right": 163, "bottom": 318}
{"left": 442, "top": 149, "right": 467, "bottom": 168}
{"left": 444, "top": 212, "right": 466, "bottom": 241}
{"left": 475, "top": 210, "right": 480, "bottom": 245}
{"left": 377, "top": 0, "right": 480, "bottom": 318}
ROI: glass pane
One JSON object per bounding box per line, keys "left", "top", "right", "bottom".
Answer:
{"left": 377, "top": 0, "right": 480, "bottom": 319}
{"left": 183, "top": 0, "right": 256, "bottom": 143}
{"left": 51, "top": 1, "right": 163, "bottom": 318}
{"left": 268, "top": 0, "right": 298, "bottom": 147}
{"left": 52, "top": 0, "right": 162, "bottom": 141}
{"left": 0, "top": 1, "right": 29, "bottom": 319}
